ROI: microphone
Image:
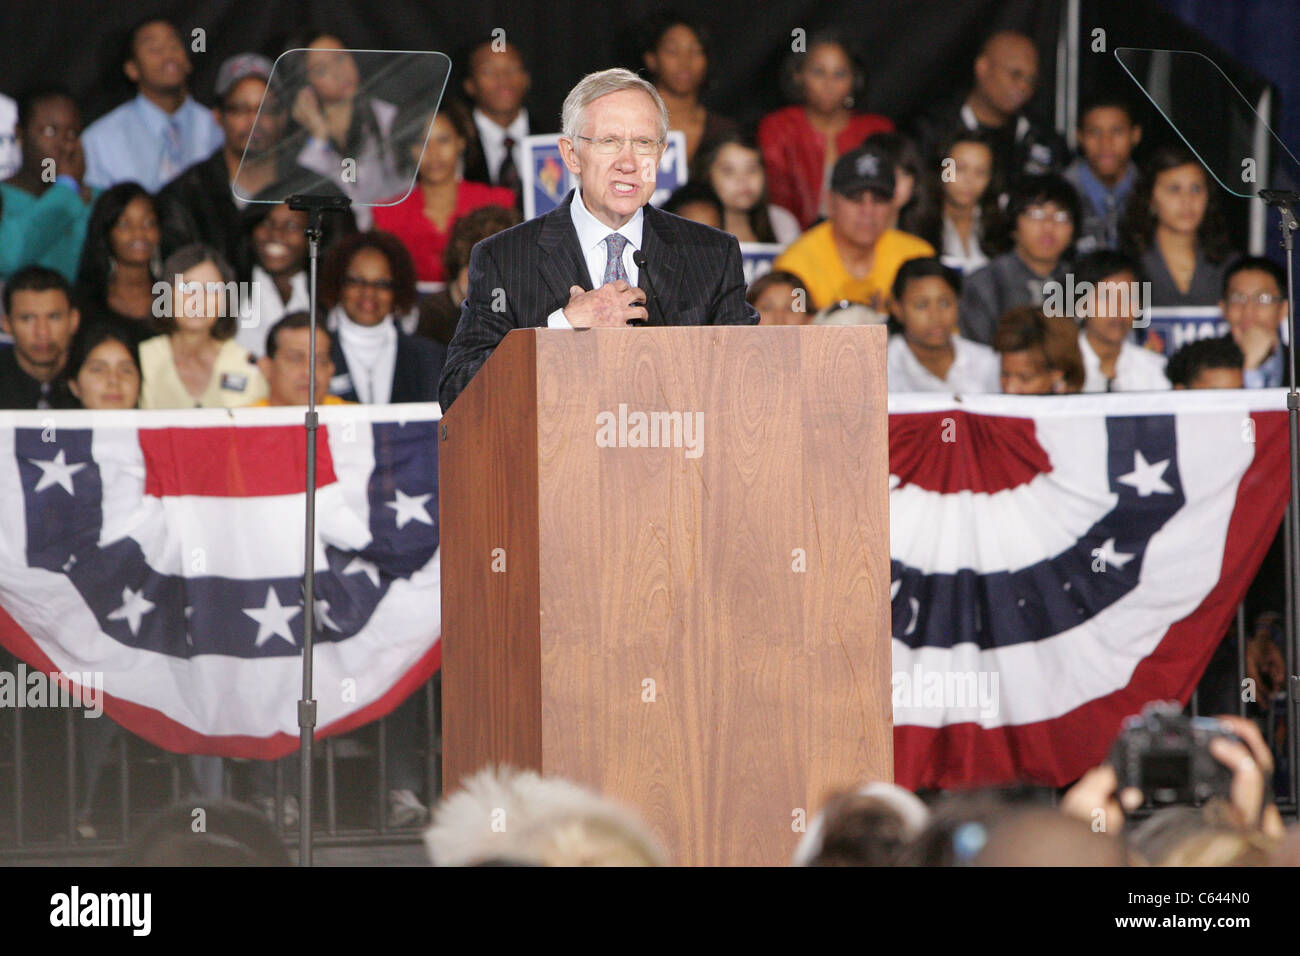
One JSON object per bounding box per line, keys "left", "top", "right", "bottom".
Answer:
{"left": 631, "top": 249, "right": 660, "bottom": 326}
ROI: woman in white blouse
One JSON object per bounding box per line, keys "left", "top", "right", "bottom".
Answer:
{"left": 916, "top": 130, "right": 999, "bottom": 277}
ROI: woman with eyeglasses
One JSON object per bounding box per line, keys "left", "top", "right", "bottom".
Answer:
{"left": 0, "top": 89, "right": 97, "bottom": 283}
{"left": 1120, "top": 144, "right": 1235, "bottom": 309}
{"left": 372, "top": 99, "right": 515, "bottom": 283}
{"left": 319, "top": 230, "right": 444, "bottom": 403}
{"left": 959, "top": 173, "right": 1080, "bottom": 345}
{"left": 73, "top": 182, "right": 165, "bottom": 347}
{"left": 138, "top": 243, "right": 268, "bottom": 408}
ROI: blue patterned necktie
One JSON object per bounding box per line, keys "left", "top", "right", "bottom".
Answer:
{"left": 603, "top": 233, "right": 628, "bottom": 285}
{"left": 158, "top": 118, "right": 184, "bottom": 182}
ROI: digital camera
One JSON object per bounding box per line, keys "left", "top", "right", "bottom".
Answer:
{"left": 1109, "top": 701, "right": 1241, "bottom": 806}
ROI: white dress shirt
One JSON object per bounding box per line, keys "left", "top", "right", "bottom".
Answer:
{"left": 473, "top": 107, "right": 529, "bottom": 184}
{"left": 1078, "top": 331, "right": 1170, "bottom": 393}
{"left": 0, "top": 94, "right": 19, "bottom": 180}
{"left": 887, "top": 333, "right": 1000, "bottom": 393}
{"left": 769, "top": 205, "right": 802, "bottom": 247}
{"left": 547, "top": 188, "right": 643, "bottom": 329}
{"left": 939, "top": 210, "right": 989, "bottom": 276}
{"left": 236, "top": 266, "right": 311, "bottom": 358}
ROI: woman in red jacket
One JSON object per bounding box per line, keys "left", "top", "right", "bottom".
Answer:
{"left": 758, "top": 30, "right": 894, "bottom": 231}
{"left": 373, "top": 100, "right": 515, "bottom": 283}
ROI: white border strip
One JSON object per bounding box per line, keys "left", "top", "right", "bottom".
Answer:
{"left": 889, "top": 388, "right": 1288, "bottom": 417}
{"left": 0, "top": 403, "right": 442, "bottom": 431}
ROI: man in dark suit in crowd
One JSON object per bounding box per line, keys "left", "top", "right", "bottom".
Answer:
{"left": 458, "top": 37, "right": 539, "bottom": 203}
{"left": 912, "top": 30, "right": 1067, "bottom": 180}
{"left": 0, "top": 266, "right": 81, "bottom": 409}
{"left": 439, "top": 68, "right": 758, "bottom": 410}
{"left": 157, "top": 53, "right": 273, "bottom": 279}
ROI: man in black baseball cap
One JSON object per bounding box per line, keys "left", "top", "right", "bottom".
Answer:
{"left": 774, "top": 143, "right": 934, "bottom": 313}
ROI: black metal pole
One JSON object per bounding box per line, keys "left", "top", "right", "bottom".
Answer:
{"left": 1283, "top": 206, "right": 1300, "bottom": 810}
{"left": 1261, "top": 189, "right": 1300, "bottom": 810}
{"left": 287, "top": 194, "right": 350, "bottom": 866}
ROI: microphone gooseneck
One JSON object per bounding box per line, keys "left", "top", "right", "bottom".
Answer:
{"left": 631, "top": 249, "right": 660, "bottom": 326}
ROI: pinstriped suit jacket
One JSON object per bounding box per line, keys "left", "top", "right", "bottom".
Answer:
{"left": 437, "top": 189, "right": 759, "bottom": 410}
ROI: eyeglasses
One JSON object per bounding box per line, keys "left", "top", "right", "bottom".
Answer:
{"left": 1022, "top": 207, "right": 1072, "bottom": 224}
{"left": 1227, "top": 292, "right": 1285, "bottom": 306}
{"left": 575, "top": 135, "right": 664, "bottom": 155}
{"left": 342, "top": 276, "right": 394, "bottom": 292}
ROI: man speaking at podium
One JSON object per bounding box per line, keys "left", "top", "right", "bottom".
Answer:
{"left": 438, "top": 68, "right": 758, "bottom": 409}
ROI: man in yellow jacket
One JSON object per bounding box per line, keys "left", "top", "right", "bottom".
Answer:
{"left": 774, "top": 142, "right": 934, "bottom": 314}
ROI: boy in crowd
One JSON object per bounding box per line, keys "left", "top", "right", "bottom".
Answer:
{"left": 0, "top": 265, "right": 81, "bottom": 409}
{"left": 459, "top": 37, "right": 539, "bottom": 200}
{"left": 1063, "top": 97, "right": 1142, "bottom": 254}
{"left": 886, "top": 256, "right": 999, "bottom": 393}
{"left": 992, "top": 305, "right": 1084, "bottom": 394}
{"left": 662, "top": 180, "right": 724, "bottom": 229}
{"left": 1166, "top": 335, "right": 1245, "bottom": 389}
{"left": 82, "top": 18, "right": 223, "bottom": 192}
{"left": 1073, "top": 250, "right": 1168, "bottom": 392}
{"left": 1217, "top": 256, "right": 1289, "bottom": 388}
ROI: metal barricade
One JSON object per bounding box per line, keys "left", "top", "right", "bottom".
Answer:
{"left": 0, "top": 669, "right": 440, "bottom": 861}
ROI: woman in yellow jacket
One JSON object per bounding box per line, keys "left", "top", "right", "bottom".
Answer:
{"left": 139, "top": 243, "right": 268, "bottom": 408}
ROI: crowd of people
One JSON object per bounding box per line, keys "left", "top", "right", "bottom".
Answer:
{"left": 0, "top": 18, "right": 1286, "bottom": 413}
{"left": 0, "top": 13, "right": 1292, "bottom": 849}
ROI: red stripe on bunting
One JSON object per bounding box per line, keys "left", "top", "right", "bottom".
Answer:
{"left": 0, "top": 601, "right": 440, "bottom": 760}
{"left": 889, "top": 410, "right": 1051, "bottom": 495}
{"left": 893, "top": 409, "right": 1289, "bottom": 790}
{"left": 139, "top": 425, "right": 338, "bottom": 498}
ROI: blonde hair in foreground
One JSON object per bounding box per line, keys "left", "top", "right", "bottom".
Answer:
{"left": 424, "top": 766, "right": 666, "bottom": 866}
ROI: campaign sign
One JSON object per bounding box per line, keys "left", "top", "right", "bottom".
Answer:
{"left": 521, "top": 130, "right": 688, "bottom": 221}
{"left": 740, "top": 243, "right": 784, "bottom": 286}
{"left": 1142, "top": 307, "right": 1228, "bottom": 356}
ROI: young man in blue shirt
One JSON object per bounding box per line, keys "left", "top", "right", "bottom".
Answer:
{"left": 81, "top": 18, "right": 223, "bottom": 192}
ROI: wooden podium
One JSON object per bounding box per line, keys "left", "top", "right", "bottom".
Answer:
{"left": 439, "top": 326, "right": 891, "bottom": 866}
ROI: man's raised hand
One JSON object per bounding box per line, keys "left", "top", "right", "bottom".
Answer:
{"left": 564, "top": 281, "right": 648, "bottom": 328}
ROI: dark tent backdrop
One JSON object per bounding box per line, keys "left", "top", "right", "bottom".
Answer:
{"left": 0, "top": 1, "right": 1284, "bottom": 248}
{"left": 3, "top": 0, "right": 1064, "bottom": 140}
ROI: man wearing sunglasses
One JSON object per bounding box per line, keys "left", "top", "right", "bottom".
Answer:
{"left": 438, "top": 67, "right": 757, "bottom": 411}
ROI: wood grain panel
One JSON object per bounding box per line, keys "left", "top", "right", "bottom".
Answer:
{"left": 440, "top": 329, "right": 543, "bottom": 790}
{"left": 529, "top": 326, "right": 891, "bottom": 865}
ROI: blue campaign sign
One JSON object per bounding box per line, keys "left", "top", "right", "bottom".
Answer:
{"left": 1143, "top": 307, "right": 1228, "bottom": 356}
{"left": 520, "top": 131, "right": 689, "bottom": 221}
{"left": 739, "top": 243, "right": 784, "bottom": 287}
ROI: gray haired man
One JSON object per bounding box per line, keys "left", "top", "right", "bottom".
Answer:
{"left": 438, "top": 68, "right": 757, "bottom": 410}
